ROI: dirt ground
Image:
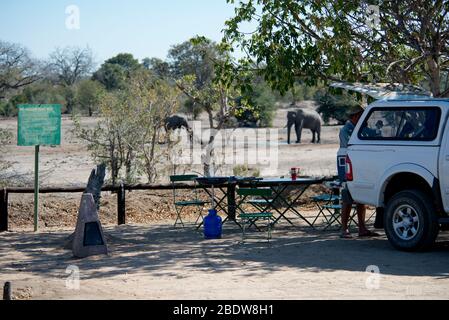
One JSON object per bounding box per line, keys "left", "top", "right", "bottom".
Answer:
{"left": 2, "top": 218, "right": 449, "bottom": 300}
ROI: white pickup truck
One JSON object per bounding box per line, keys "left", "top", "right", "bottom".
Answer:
{"left": 346, "top": 98, "right": 449, "bottom": 251}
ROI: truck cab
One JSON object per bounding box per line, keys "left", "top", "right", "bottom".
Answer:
{"left": 346, "top": 98, "right": 449, "bottom": 251}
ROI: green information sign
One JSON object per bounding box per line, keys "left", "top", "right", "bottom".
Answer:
{"left": 17, "top": 104, "right": 61, "bottom": 146}
{"left": 17, "top": 104, "right": 61, "bottom": 232}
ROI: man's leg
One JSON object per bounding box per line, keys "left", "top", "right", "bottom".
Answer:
{"left": 341, "top": 203, "right": 352, "bottom": 235}
{"left": 356, "top": 203, "right": 380, "bottom": 237}
{"left": 340, "top": 186, "right": 353, "bottom": 237}
{"left": 356, "top": 203, "right": 368, "bottom": 234}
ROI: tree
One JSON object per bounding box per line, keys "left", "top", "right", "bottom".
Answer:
{"left": 169, "top": 38, "right": 227, "bottom": 127}
{"left": 0, "top": 40, "right": 40, "bottom": 100}
{"left": 74, "top": 69, "right": 181, "bottom": 184}
{"left": 93, "top": 53, "right": 141, "bottom": 91}
{"left": 76, "top": 79, "right": 105, "bottom": 116}
{"left": 105, "top": 53, "right": 140, "bottom": 74}
{"left": 0, "top": 128, "right": 12, "bottom": 173}
{"left": 168, "top": 39, "right": 218, "bottom": 88}
{"left": 223, "top": 1, "right": 449, "bottom": 97}
{"left": 142, "top": 57, "right": 171, "bottom": 79}
{"left": 92, "top": 63, "right": 126, "bottom": 91}
{"left": 239, "top": 78, "right": 277, "bottom": 127}
{"left": 173, "top": 37, "right": 252, "bottom": 176}
{"left": 48, "top": 46, "right": 94, "bottom": 114}
{"left": 0, "top": 81, "right": 66, "bottom": 116}
{"left": 48, "top": 46, "right": 94, "bottom": 87}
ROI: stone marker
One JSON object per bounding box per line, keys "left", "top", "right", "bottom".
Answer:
{"left": 72, "top": 193, "right": 108, "bottom": 258}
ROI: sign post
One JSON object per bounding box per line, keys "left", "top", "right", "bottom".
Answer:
{"left": 34, "top": 145, "right": 39, "bottom": 232}
{"left": 17, "top": 104, "right": 61, "bottom": 232}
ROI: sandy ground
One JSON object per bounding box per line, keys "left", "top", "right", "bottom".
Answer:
{"left": 2, "top": 217, "right": 449, "bottom": 300}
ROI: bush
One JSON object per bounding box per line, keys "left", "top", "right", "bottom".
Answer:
{"left": 233, "top": 165, "right": 260, "bottom": 177}
{"left": 314, "top": 89, "right": 359, "bottom": 124}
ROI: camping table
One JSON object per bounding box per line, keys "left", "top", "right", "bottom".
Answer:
{"left": 196, "top": 177, "right": 239, "bottom": 225}
{"left": 196, "top": 176, "right": 263, "bottom": 227}
{"left": 238, "top": 177, "right": 325, "bottom": 228}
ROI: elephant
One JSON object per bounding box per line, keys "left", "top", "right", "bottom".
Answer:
{"left": 164, "top": 115, "right": 193, "bottom": 142}
{"left": 165, "top": 115, "right": 190, "bottom": 132}
{"left": 287, "top": 109, "right": 322, "bottom": 144}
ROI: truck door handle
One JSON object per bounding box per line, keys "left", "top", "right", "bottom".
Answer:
{"left": 446, "top": 155, "right": 449, "bottom": 161}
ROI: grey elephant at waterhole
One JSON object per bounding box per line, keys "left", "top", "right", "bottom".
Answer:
{"left": 286, "top": 109, "right": 322, "bottom": 144}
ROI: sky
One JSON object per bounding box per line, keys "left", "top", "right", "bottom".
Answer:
{"left": 0, "top": 0, "right": 250, "bottom": 65}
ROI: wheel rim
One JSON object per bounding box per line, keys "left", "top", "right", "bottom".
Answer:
{"left": 392, "top": 205, "right": 420, "bottom": 241}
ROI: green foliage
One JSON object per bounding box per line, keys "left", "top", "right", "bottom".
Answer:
{"left": 314, "top": 89, "right": 359, "bottom": 125}
{"left": 276, "top": 83, "right": 322, "bottom": 103}
{"left": 181, "top": 99, "right": 203, "bottom": 120}
{"left": 238, "top": 79, "right": 277, "bottom": 127}
{"left": 0, "top": 82, "right": 66, "bottom": 116}
{"left": 75, "top": 79, "right": 105, "bottom": 116}
{"left": 233, "top": 164, "right": 260, "bottom": 178}
{"left": 168, "top": 38, "right": 219, "bottom": 88}
{"left": 142, "top": 57, "right": 171, "bottom": 79}
{"left": 93, "top": 53, "right": 141, "bottom": 91}
{"left": 223, "top": 0, "right": 449, "bottom": 97}
{"left": 106, "top": 53, "right": 141, "bottom": 73}
{"left": 0, "top": 128, "right": 13, "bottom": 185}
{"left": 92, "top": 63, "right": 126, "bottom": 90}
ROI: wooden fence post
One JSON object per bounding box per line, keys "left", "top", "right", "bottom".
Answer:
{"left": 117, "top": 183, "right": 126, "bottom": 225}
{"left": 0, "top": 189, "right": 8, "bottom": 232}
{"left": 3, "top": 282, "right": 11, "bottom": 300}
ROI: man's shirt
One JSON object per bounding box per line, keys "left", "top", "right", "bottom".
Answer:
{"left": 337, "top": 120, "right": 355, "bottom": 157}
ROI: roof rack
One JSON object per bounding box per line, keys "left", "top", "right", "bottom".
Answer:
{"left": 330, "top": 82, "right": 432, "bottom": 101}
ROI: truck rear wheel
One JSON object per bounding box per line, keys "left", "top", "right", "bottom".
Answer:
{"left": 384, "top": 190, "right": 439, "bottom": 252}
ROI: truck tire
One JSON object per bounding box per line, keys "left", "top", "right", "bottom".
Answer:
{"left": 384, "top": 190, "right": 439, "bottom": 252}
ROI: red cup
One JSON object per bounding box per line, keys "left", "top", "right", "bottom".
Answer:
{"left": 290, "top": 167, "right": 298, "bottom": 180}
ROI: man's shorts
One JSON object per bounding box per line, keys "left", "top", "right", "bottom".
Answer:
{"left": 341, "top": 184, "right": 354, "bottom": 205}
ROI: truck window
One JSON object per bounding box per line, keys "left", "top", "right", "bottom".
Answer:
{"left": 358, "top": 107, "right": 441, "bottom": 141}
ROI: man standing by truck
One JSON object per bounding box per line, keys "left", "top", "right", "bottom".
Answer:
{"left": 338, "top": 105, "right": 379, "bottom": 239}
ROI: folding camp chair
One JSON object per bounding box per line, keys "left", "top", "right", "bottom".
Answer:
{"left": 237, "top": 188, "right": 274, "bottom": 243}
{"left": 311, "top": 193, "right": 341, "bottom": 227}
{"left": 170, "top": 175, "right": 208, "bottom": 228}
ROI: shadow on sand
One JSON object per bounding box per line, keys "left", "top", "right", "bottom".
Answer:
{"left": 1, "top": 222, "right": 449, "bottom": 281}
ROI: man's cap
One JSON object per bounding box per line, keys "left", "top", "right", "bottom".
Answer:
{"left": 347, "top": 105, "right": 366, "bottom": 117}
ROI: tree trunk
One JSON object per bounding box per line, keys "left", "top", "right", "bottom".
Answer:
{"left": 427, "top": 56, "right": 441, "bottom": 97}
{"left": 206, "top": 108, "right": 214, "bottom": 129}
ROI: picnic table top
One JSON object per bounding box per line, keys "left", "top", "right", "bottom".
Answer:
{"left": 196, "top": 176, "right": 325, "bottom": 187}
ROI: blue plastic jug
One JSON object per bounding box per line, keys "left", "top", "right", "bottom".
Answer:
{"left": 204, "top": 209, "right": 222, "bottom": 239}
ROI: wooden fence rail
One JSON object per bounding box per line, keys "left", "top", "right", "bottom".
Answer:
{"left": 0, "top": 177, "right": 335, "bottom": 232}
{"left": 0, "top": 182, "right": 229, "bottom": 232}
